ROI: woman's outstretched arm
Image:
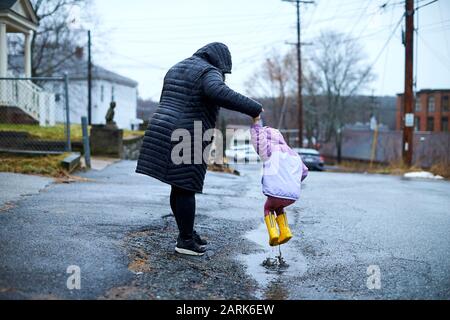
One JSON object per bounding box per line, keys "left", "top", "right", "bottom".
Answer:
{"left": 202, "top": 69, "right": 262, "bottom": 118}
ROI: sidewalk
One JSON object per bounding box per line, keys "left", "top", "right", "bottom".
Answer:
{"left": 0, "top": 173, "right": 52, "bottom": 211}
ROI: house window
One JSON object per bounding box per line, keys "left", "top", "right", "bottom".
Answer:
{"left": 427, "top": 95, "right": 435, "bottom": 112}
{"left": 427, "top": 117, "right": 434, "bottom": 131}
{"left": 442, "top": 117, "right": 449, "bottom": 132}
{"left": 100, "top": 85, "right": 104, "bottom": 102}
{"left": 414, "top": 117, "right": 420, "bottom": 131}
{"left": 442, "top": 95, "right": 449, "bottom": 112}
{"left": 415, "top": 97, "right": 421, "bottom": 112}
{"left": 111, "top": 86, "right": 115, "bottom": 101}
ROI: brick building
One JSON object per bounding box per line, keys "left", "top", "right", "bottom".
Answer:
{"left": 396, "top": 89, "right": 450, "bottom": 132}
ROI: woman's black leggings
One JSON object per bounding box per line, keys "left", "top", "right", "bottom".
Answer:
{"left": 170, "top": 185, "right": 196, "bottom": 240}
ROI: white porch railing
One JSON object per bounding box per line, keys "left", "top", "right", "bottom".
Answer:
{"left": 0, "top": 73, "right": 56, "bottom": 126}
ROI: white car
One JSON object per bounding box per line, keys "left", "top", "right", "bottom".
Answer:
{"left": 225, "top": 144, "right": 260, "bottom": 163}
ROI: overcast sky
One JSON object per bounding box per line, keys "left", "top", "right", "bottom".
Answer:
{"left": 89, "top": 0, "right": 450, "bottom": 100}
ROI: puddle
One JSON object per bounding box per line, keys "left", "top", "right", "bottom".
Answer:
{"left": 239, "top": 222, "right": 308, "bottom": 299}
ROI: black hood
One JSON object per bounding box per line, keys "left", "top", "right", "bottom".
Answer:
{"left": 193, "top": 42, "right": 232, "bottom": 74}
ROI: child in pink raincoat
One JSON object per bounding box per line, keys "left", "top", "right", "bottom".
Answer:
{"left": 250, "top": 116, "right": 308, "bottom": 246}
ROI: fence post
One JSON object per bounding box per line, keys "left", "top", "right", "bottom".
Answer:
{"left": 369, "top": 125, "right": 379, "bottom": 169}
{"left": 81, "top": 116, "right": 91, "bottom": 168}
{"left": 64, "top": 73, "right": 71, "bottom": 152}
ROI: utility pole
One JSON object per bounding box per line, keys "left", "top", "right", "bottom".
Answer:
{"left": 402, "top": 0, "right": 414, "bottom": 166}
{"left": 282, "top": 0, "right": 314, "bottom": 147}
{"left": 87, "top": 30, "right": 92, "bottom": 125}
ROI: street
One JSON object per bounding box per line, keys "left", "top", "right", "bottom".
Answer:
{"left": 0, "top": 161, "right": 449, "bottom": 299}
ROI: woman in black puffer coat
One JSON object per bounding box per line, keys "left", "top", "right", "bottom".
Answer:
{"left": 136, "top": 42, "right": 262, "bottom": 255}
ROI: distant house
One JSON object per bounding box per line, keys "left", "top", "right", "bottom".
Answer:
{"left": 59, "top": 60, "right": 141, "bottom": 130}
{"left": 1, "top": 0, "right": 140, "bottom": 130}
{"left": 0, "top": 0, "right": 37, "bottom": 78}
{"left": 0, "top": 0, "right": 51, "bottom": 125}
{"left": 396, "top": 89, "right": 450, "bottom": 132}
{"left": 8, "top": 52, "right": 141, "bottom": 130}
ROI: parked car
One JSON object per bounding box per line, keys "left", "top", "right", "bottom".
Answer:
{"left": 293, "top": 148, "right": 325, "bottom": 171}
{"left": 225, "top": 144, "right": 260, "bottom": 163}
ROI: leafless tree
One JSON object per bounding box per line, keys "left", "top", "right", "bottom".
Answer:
{"left": 303, "top": 64, "right": 322, "bottom": 147}
{"left": 307, "top": 31, "right": 375, "bottom": 162}
{"left": 8, "top": 0, "right": 93, "bottom": 77}
{"left": 245, "top": 49, "right": 296, "bottom": 128}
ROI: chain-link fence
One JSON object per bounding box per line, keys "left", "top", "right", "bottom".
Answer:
{"left": 0, "top": 75, "right": 71, "bottom": 154}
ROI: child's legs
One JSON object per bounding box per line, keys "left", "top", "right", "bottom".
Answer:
{"left": 264, "top": 196, "right": 295, "bottom": 216}
{"left": 264, "top": 198, "right": 272, "bottom": 216}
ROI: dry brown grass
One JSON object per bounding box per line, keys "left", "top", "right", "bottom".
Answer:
{"left": 430, "top": 163, "right": 450, "bottom": 179}
{"left": 0, "top": 123, "right": 144, "bottom": 141}
{"left": 0, "top": 153, "right": 69, "bottom": 177}
{"left": 207, "top": 163, "right": 240, "bottom": 175}
{"left": 335, "top": 159, "right": 448, "bottom": 179}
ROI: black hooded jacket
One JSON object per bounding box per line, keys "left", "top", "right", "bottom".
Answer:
{"left": 135, "top": 42, "right": 262, "bottom": 193}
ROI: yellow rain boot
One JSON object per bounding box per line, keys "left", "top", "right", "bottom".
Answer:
{"left": 276, "top": 212, "right": 293, "bottom": 244}
{"left": 264, "top": 212, "right": 279, "bottom": 246}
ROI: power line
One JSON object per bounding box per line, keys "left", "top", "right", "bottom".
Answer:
{"left": 437, "top": 1, "right": 450, "bottom": 61}
{"left": 343, "top": 12, "right": 405, "bottom": 100}
{"left": 367, "top": 14, "right": 405, "bottom": 73}
{"left": 379, "top": 1, "right": 397, "bottom": 95}
{"left": 415, "top": 0, "right": 438, "bottom": 11}
{"left": 303, "top": 1, "right": 319, "bottom": 30}
{"left": 417, "top": 32, "right": 450, "bottom": 72}
{"left": 346, "top": 0, "right": 372, "bottom": 37}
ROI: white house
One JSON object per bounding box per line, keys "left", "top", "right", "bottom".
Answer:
{"left": 1, "top": 0, "right": 141, "bottom": 130}
{"left": 0, "top": 0, "right": 55, "bottom": 126}
{"left": 56, "top": 61, "right": 141, "bottom": 130}
{"left": 0, "top": 0, "right": 37, "bottom": 78}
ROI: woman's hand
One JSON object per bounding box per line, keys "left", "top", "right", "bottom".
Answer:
{"left": 252, "top": 108, "right": 264, "bottom": 124}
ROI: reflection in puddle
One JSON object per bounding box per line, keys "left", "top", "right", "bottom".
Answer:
{"left": 240, "top": 223, "right": 307, "bottom": 299}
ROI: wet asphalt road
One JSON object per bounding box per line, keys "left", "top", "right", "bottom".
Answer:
{"left": 0, "top": 161, "right": 449, "bottom": 299}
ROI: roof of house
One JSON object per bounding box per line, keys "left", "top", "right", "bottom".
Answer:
{"left": 68, "top": 61, "right": 139, "bottom": 87}
{"left": 0, "top": 0, "right": 39, "bottom": 26}
{"left": 7, "top": 54, "right": 138, "bottom": 87}
{"left": 0, "top": 0, "right": 17, "bottom": 10}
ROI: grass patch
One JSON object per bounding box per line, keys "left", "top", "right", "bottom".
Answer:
{"left": 333, "top": 159, "right": 449, "bottom": 179}
{"left": 123, "top": 129, "right": 145, "bottom": 138}
{"left": 429, "top": 163, "right": 450, "bottom": 179}
{"left": 0, "top": 123, "right": 144, "bottom": 141}
{"left": 0, "top": 153, "right": 69, "bottom": 177}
